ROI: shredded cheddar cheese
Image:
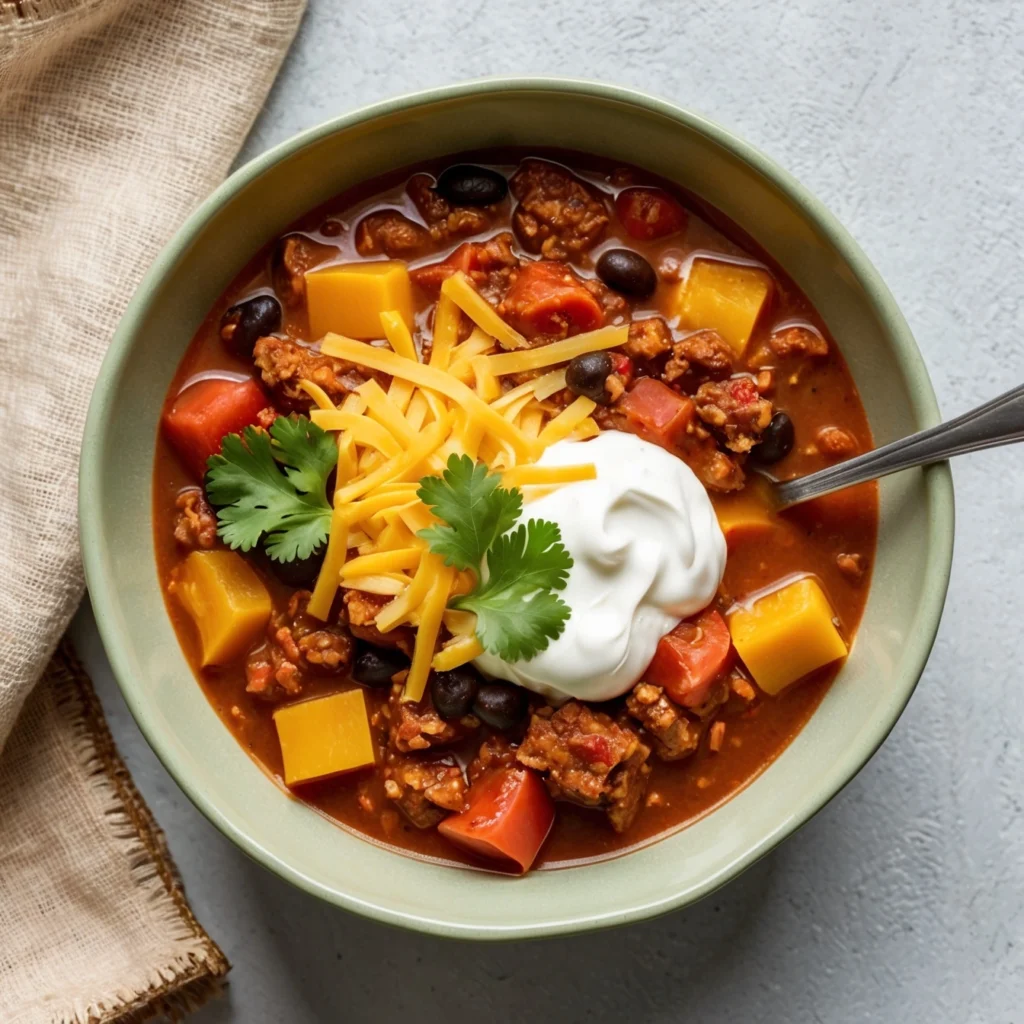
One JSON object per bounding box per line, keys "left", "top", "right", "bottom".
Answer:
{"left": 485, "top": 324, "right": 628, "bottom": 377}
{"left": 303, "top": 292, "right": 620, "bottom": 698}
{"left": 440, "top": 271, "right": 526, "bottom": 350}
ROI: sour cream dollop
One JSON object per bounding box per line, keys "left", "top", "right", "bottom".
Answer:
{"left": 473, "top": 430, "right": 726, "bottom": 704}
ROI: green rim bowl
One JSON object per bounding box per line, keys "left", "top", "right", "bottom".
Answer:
{"left": 80, "top": 78, "right": 954, "bottom": 940}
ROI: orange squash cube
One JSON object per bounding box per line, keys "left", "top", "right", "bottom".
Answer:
{"left": 727, "top": 577, "right": 847, "bottom": 695}
{"left": 306, "top": 260, "right": 414, "bottom": 340}
{"left": 174, "top": 550, "right": 272, "bottom": 667}
{"left": 273, "top": 689, "right": 376, "bottom": 787}
{"left": 713, "top": 476, "right": 778, "bottom": 548}
{"left": 671, "top": 259, "right": 772, "bottom": 356}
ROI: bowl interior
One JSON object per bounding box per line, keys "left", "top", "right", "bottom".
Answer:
{"left": 80, "top": 81, "right": 952, "bottom": 939}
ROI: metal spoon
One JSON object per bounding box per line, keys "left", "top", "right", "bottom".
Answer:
{"left": 772, "top": 382, "right": 1024, "bottom": 509}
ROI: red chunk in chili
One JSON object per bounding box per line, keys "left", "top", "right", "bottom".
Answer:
{"left": 615, "top": 187, "right": 687, "bottom": 241}
{"left": 499, "top": 260, "right": 604, "bottom": 338}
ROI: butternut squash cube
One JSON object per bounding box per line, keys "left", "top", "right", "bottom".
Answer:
{"left": 671, "top": 259, "right": 772, "bottom": 356}
{"left": 273, "top": 689, "right": 375, "bottom": 787}
{"left": 713, "top": 476, "right": 778, "bottom": 548}
{"left": 174, "top": 550, "right": 272, "bottom": 667}
{"left": 306, "top": 260, "right": 414, "bottom": 340}
{"left": 727, "top": 576, "right": 847, "bottom": 695}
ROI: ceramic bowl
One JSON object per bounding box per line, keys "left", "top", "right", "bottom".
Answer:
{"left": 80, "top": 79, "right": 954, "bottom": 939}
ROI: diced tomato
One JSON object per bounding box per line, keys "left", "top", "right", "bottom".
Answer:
{"left": 569, "top": 733, "right": 614, "bottom": 766}
{"left": 610, "top": 352, "right": 635, "bottom": 387}
{"left": 163, "top": 377, "right": 269, "bottom": 480}
{"left": 438, "top": 766, "right": 554, "bottom": 873}
{"left": 728, "top": 376, "right": 759, "bottom": 406}
{"left": 645, "top": 609, "right": 733, "bottom": 708}
{"left": 501, "top": 260, "right": 604, "bottom": 337}
{"left": 619, "top": 377, "right": 695, "bottom": 447}
{"left": 615, "top": 187, "right": 687, "bottom": 241}
{"left": 409, "top": 242, "right": 481, "bottom": 293}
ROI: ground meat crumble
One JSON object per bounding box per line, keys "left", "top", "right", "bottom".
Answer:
{"left": 272, "top": 235, "right": 338, "bottom": 307}
{"left": 406, "top": 172, "right": 496, "bottom": 242}
{"left": 836, "top": 552, "right": 868, "bottom": 581}
{"left": 409, "top": 231, "right": 520, "bottom": 302}
{"left": 467, "top": 735, "right": 518, "bottom": 782}
{"left": 387, "top": 682, "right": 477, "bottom": 753}
{"left": 694, "top": 376, "right": 774, "bottom": 453}
{"left": 625, "top": 683, "right": 701, "bottom": 761}
{"left": 769, "top": 325, "right": 828, "bottom": 359}
{"left": 816, "top": 425, "right": 859, "bottom": 459}
{"left": 245, "top": 591, "right": 353, "bottom": 701}
{"left": 663, "top": 329, "right": 735, "bottom": 383}
{"left": 516, "top": 702, "right": 651, "bottom": 833}
{"left": 173, "top": 489, "right": 217, "bottom": 550}
{"left": 509, "top": 158, "right": 610, "bottom": 260}
{"left": 625, "top": 317, "right": 674, "bottom": 362}
{"left": 383, "top": 753, "right": 467, "bottom": 828}
{"left": 253, "top": 336, "right": 366, "bottom": 410}
{"left": 342, "top": 589, "right": 415, "bottom": 656}
{"left": 355, "top": 210, "right": 432, "bottom": 259}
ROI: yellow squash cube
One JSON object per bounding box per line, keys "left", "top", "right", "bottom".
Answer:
{"left": 727, "top": 577, "right": 847, "bottom": 695}
{"left": 713, "top": 476, "right": 778, "bottom": 548}
{"left": 174, "top": 550, "right": 272, "bottom": 667}
{"left": 305, "top": 260, "right": 414, "bottom": 340}
{"left": 671, "top": 259, "right": 772, "bottom": 356}
{"left": 273, "top": 689, "right": 376, "bottom": 787}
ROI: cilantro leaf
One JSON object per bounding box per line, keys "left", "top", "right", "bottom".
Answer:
{"left": 451, "top": 519, "right": 573, "bottom": 662}
{"left": 416, "top": 454, "right": 522, "bottom": 571}
{"left": 205, "top": 415, "right": 337, "bottom": 563}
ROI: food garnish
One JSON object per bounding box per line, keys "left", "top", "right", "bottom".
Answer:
{"left": 205, "top": 415, "right": 337, "bottom": 563}
{"left": 417, "top": 455, "right": 572, "bottom": 661}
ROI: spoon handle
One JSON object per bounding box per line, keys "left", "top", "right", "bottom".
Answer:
{"left": 773, "top": 382, "right": 1024, "bottom": 509}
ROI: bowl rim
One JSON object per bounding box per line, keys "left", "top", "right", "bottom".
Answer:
{"left": 79, "top": 76, "right": 955, "bottom": 940}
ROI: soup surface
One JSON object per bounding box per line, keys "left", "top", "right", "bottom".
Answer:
{"left": 154, "top": 149, "right": 877, "bottom": 872}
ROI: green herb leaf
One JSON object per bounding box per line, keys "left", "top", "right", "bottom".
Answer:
{"left": 205, "top": 415, "right": 337, "bottom": 563}
{"left": 416, "top": 454, "right": 522, "bottom": 571}
{"left": 416, "top": 454, "right": 573, "bottom": 661}
{"left": 452, "top": 519, "right": 573, "bottom": 661}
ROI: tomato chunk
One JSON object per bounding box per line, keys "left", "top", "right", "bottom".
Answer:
{"left": 646, "top": 609, "right": 732, "bottom": 708}
{"left": 163, "top": 377, "right": 268, "bottom": 480}
{"left": 500, "top": 260, "right": 604, "bottom": 338}
{"left": 615, "top": 187, "right": 687, "bottom": 241}
{"left": 409, "top": 242, "right": 481, "bottom": 293}
{"left": 438, "top": 766, "right": 554, "bottom": 873}
{"left": 619, "top": 377, "right": 695, "bottom": 447}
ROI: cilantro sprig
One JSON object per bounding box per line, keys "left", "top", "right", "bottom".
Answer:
{"left": 417, "top": 455, "right": 573, "bottom": 661}
{"left": 416, "top": 456, "right": 522, "bottom": 570}
{"left": 205, "top": 415, "right": 337, "bottom": 563}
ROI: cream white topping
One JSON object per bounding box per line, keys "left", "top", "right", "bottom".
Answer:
{"left": 473, "top": 431, "right": 726, "bottom": 703}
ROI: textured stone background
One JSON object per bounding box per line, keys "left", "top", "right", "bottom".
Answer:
{"left": 73, "top": 0, "right": 1024, "bottom": 1019}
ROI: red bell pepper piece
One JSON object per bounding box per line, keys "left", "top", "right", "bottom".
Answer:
{"left": 409, "top": 242, "right": 481, "bottom": 293}
{"left": 438, "top": 766, "right": 554, "bottom": 873}
{"left": 619, "top": 377, "right": 695, "bottom": 447}
{"left": 645, "top": 609, "right": 733, "bottom": 708}
{"left": 163, "top": 376, "right": 269, "bottom": 480}
{"left": 615, "top": 187, "right": 687, "bottom": 240}
{"left": 501, "top": 260, "right": 604, "bottom": 337}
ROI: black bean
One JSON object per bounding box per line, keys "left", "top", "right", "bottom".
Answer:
{"left": 266, "top": 546, "right": 324, "bottom": 588}
{"left": 435, "top": 165, "right": 508, "bottom": 207}
{"left": 219, "top": 294, "right": 281, "bottom": 359}
{"left": 566, "top": 351, "right": 614, "bottom": 404}
{"left": 750, "top": 412, "right": 795, "bottom": 465}
{"left": 473, "top": 681, "right": 528, "bottom": 731}
{"left": 353, "top": 645, "right": 410, "bottom": 688}
{"left": 596, "top": 248, "right": 657, "bottom": 298}
{"left": 431, "top": 666, "right": 482, "bottom": 721}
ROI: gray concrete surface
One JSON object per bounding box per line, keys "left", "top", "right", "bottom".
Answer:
{"left": 74, "top": 0, "right": 1024, "bottom": 1019}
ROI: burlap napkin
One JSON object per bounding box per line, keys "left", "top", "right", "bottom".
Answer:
{"left": 0, "top": 0, "right": 306, "bottom": 1020}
